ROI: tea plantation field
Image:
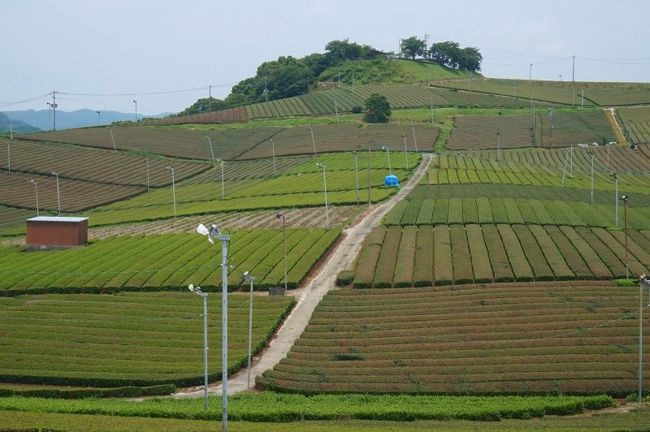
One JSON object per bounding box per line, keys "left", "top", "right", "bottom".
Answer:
{"left": 259, "top": 284, "right": 648, "bottom": 395}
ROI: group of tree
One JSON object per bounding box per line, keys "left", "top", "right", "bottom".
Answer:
{"left": 400, "top": 37, "right": 482, "bottom": 72}
{"left": 177, "top": 40, "right": 385, "bottom": 116}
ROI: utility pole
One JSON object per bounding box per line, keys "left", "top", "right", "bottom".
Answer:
{"left": 9, "top": 118, "right": 13, "bottom": 139}
{"left": 133, "top": 99, "right": 138, "bottom": 122}
{"left": 208, "top": 85, "right": 213, "bottom": 111}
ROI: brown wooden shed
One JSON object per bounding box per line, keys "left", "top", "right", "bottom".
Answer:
{"left": 26, "top": 216, "right": 88, "bottom": 250}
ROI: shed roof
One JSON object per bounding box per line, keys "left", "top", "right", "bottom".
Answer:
{"left": 27, "top": 216, "right": 88, "bottom": 223}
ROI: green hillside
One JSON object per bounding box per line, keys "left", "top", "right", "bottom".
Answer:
{"left": 317, "top": 59, "right": 476, "bottom": 85}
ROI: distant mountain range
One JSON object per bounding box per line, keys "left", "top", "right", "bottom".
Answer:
{"left": 2, "top": 109, "right": 171, "bottom": 132}
{"left": 0, "top": 112, "right": 39, "bottom": 133}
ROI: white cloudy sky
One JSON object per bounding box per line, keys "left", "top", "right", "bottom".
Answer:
{"left": 1, "top": 0, "right": 649, "bottom": 114}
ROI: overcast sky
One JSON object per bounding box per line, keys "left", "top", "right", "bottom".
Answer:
{"left": 1, "top": 0, "right": 649, "bottom": 114}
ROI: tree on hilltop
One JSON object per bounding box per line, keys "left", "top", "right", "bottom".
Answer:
{"left": 400, "top": 36, "right": 427, "bottom": 60}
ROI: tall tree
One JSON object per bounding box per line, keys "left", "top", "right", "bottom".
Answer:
{"left": 400, "top": 36, "right": 427, "bottom": 60}
{"left": 363, "top": 94, "right": 391, "bottom": 123}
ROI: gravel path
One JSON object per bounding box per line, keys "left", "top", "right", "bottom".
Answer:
{"left": 176, "top": 154, "right": 433, "bottom": 398}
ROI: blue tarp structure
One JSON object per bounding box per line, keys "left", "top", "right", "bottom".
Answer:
{"left": 384, "top": 174, "right": 400, "bottom": 187}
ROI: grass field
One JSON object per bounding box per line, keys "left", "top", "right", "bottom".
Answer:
{"left": 260, "top": 284, "right": 649, "bottom": 395}
{"left": 0, "top": 292, "right": 293, "bottom": 387}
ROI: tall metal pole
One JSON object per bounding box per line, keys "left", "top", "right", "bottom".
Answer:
{"left": 316, "top": 163, "right": 329, "bottom": 229}
{"left": 52, "top": 172, "right": 61, "bottom": 215}
{"left": 29, "top": 180, "right": 39, "bottom": 216}
{"left": 590, "top": 151, "right": 594, "bottom": 205}
{"left": 207, "top": 137, "right": 216, "bottom": 165}
{"left": 109, "top": 128, "right": 117, "bottom": 152}
{"left": 367, "top": 139, "right": 372, "bottom": 206}
{"left": 496, "top": 131, "right": 501, "bottom": 162}
{"left": 9, "top": 118, "right": 13, "bottom": 139}
{"left": 622, "top": 195, "right": 629, "bottom": 279}
{"left": 6, "top": 140, "right": 10, "bottom": 172}
{"left": 219, "top": 233, "right": 231, "bottom": 432}
{"left": 334, "top": 97, "right": 339, "bottom": 123}
{"left": 271, "top": 139, "right": 276, "bottom": 175}
{"left": 275, "top": 213, "right": 288, "bottom": 295}
{"left": 310, "top": 126, "right": 317, "bottom": 156}
{"left": 167, "top": 166, "right": 176, "bottom": 217}
{"left": 410, "top": 122, "right": 418, "bottom": 152}
{"left": 133, "top": 99, "right": 138, "bottom": 122}
{"left": 613, "top": 173, "right": 619, "bottom": 227}
{"left": 215, "top": 159, "right": 225, "bottom": 199}
{"left": 402, "top": 133, "right": 409, "bottom": 170}
{"left": 529, "top": 64, "right": 535, "bottom": 129}
{"left": 639, "top": 277, "right": 644, "bottom": 402}
{"left": 202, "top": 293, "right": 209, "bottom": 411}
{"left": 145, "top": 159, "right": 150, "bottom": 192}
{"left": 382, "top": 146, "right": 392, "bottom": 175}
{"left": 96, "top": 111, "right": 101, "bottom": 126}
{"left": 246, "top": 274, "right": 255, "bottom": 390}
{"left": 353, "top": 151, "right": 360, "bottom": 205}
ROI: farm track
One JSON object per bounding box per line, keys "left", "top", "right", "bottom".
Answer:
{"left": 174, "top": 153, "right": 433, "bottom": 398}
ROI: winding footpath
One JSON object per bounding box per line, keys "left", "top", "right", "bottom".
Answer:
{"left": 177, "top": 153, "right": 433, "bottom": 398}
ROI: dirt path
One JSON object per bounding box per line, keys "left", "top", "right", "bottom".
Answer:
{"left": 175, "top": 154, "right": 433, "bottom": 398}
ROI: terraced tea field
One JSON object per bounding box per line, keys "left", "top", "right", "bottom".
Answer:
{"left": 259, "top": 284, "right": 649, "bottom": 395}
{"left": 349, "top": 224, "right": 650, "bottom": 287}
{"left": 0, "top": 292, "right": 293, "bottom": 387}
{"left": 0, "top": 229, "right": 339, "bottom": 294}
{"left": 237, "top": 124, "right": 438, "bottom": 159}
{"left": 386, "top": 184, "right": 650, "bottom": 229}
{"left": 22, "top": 126, "right": 280, "bottom": 160}
{"left": 0, "top": 138, "right": 209, "bottom": 186}
{"left": 1, "top": 171, "right": 145, "bottom": 212}
{"left": 618, "top": 106, "right": 650, "bottom": 145}
{"left": 442, "top": 78, "right": 650, "bottom": 106}
{"left": 441, "top": 145, "right": 650, "bottom": 174}
{"left": 447, "top": 111, "right": 614, "bottom": 150}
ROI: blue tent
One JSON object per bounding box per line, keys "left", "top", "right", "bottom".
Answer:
{"left": 384, "top": 174, "right": 400, "bottom": 187}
